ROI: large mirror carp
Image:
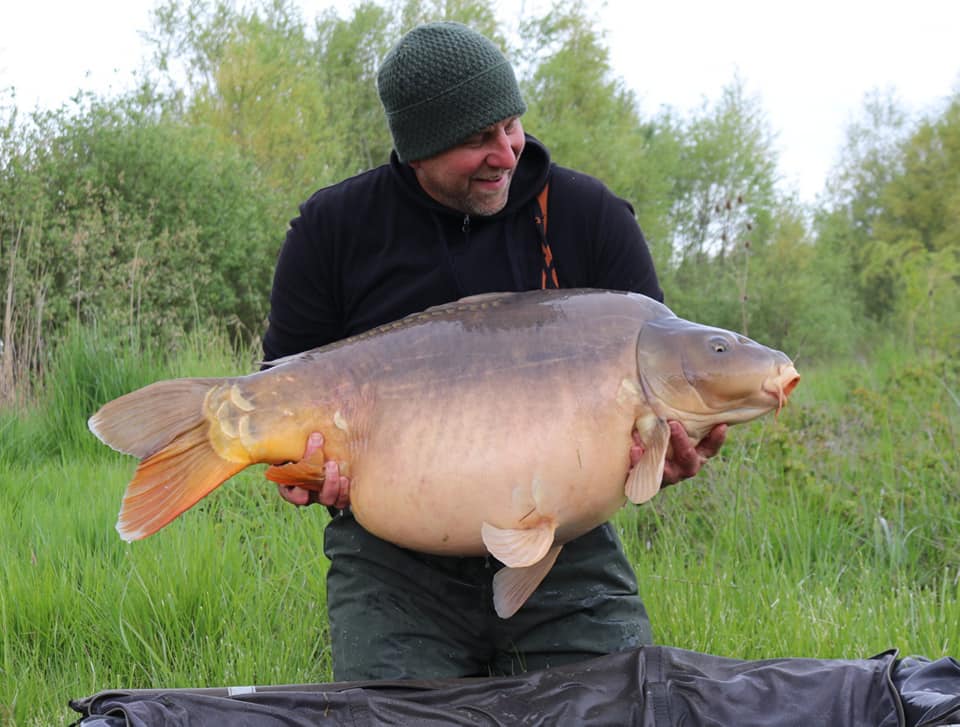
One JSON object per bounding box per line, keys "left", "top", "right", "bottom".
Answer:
{"left": 90, "top": 289, "right": 799, "bottom": 617}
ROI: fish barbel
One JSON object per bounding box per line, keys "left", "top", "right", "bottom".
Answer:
{"left": 89, "top": 289, "right": 799, "bottom": 617}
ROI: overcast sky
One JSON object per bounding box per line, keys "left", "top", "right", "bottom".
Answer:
{"left": 2, "top": 0, "right": 958, "bottom": 203}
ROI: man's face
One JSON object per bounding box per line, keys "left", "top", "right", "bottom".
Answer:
{"left": 410, "top": 117, "right": 525, "bottom": 217}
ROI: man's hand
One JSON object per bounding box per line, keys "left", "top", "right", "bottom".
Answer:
{"left": 275, "top": 432, "right": 351, "bottom": 509}
{"left": 629, "top": 421, "right": 727, "bottom": 486}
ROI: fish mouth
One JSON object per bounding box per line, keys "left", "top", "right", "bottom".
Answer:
{"left": 763, "top": 364, "right": 800, "bottom": 414}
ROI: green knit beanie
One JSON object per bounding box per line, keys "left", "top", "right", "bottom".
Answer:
{"left": 377, "top": 22, "right": 527, "bottom": 162}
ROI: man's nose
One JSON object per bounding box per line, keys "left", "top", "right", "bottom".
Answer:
{"left": 485, "top": 128, "right": 519, "bottom": 169}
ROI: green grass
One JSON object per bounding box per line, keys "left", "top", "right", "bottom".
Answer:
{"left": 1, "top": 459, "right": 334, "bottom": 726}
{"left": 1, "top": 332, "right": 958, "bottom": 725}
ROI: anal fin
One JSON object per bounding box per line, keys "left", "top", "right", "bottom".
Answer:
{"left": 493, "top": 545, "right": 563, "bottom": 619}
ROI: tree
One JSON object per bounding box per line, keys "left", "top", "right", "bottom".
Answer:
{"left": 149, "top": 0, "right": 348, "bottom": 203}
{"left": 815, "top": 89, "right": 909, "bottom": 322}
{"left": 745, "top": 201, "right": 860, "bottom": 361}
{"left": 0, "top": 91, "right": 280, "bottom": 388}
{"left": 662, "top": 77, "right": 779, "bottom": 263}
{"left": 313, "top": 2, "right": 396, "bottom": 179}
{"left": 817, "top": 88, "right": 960, "bottom": 352}
{"left": 870, "top": 94, "right": 960, "bottom": 350}
{"left": 649, "top": 78, "right": 783, "bottom": 336}
{"left": 397, "top": 0, "right": 500, "bottom": 38}
{"left": 514, "top": 2, "right": 661, "bottom": 238}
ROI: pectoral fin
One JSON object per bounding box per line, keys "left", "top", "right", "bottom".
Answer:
{"left": 492, "top": 545, "right": 562, "bottom": 619}
{"left": 625, "top": 415, "right": 670, "bottom": 504}
{"left": 481, "top": 520, "right": 556, "bottom": 568}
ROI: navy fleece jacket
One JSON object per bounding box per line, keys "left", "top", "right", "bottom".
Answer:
{"left": 262, "top": 135, "right": 663, "bottom": 360}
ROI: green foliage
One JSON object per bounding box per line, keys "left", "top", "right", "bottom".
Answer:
{"left": 661, "top": 78, "right": 780, "bottom": 264}
{"left": 818, "top": 89, "right": 960, "bottom": 355}
{"left": 150, "top": 0, "right": 386, "bottom": 201}
{"left": 312, "top": 2, "right": 396, "bottom": 178}
{"left": 7, "top": 100, "right": 262, "bottom": 322}
{"left": 0, "top": 91, "right": 280, "bottom": 403}
{"left": 643, "top": 81, "right": 840, "bottom": 358}
{"left": 871, "top": 97, "right": 960, "bottom": 351}
{"left": 53, "top": 98, "right": 281, "bottom": 337}
{"left": 739, "top": 204, "right": 862, "bottom": 361}
{"left": 515, "top": 2, "right": 657, "bottom": 219}
{"left": 396, "top": 0, "right": 500, "bottom": 38}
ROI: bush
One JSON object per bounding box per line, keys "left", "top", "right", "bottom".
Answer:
{"left": 0, "top": 91, "right": 283, "bottom": 404}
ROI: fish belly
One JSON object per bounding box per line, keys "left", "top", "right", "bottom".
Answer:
{"left": 346, "top": 367, "right": 638, "bottom": 556}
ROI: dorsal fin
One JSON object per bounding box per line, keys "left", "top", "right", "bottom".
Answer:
{"left": 261, "top": 292, "right": 522, "bottom": 368}
{"left": 423, "top": 291, "right": 518, "bottom": 314}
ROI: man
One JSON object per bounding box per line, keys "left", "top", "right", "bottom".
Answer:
{"left": 263, "top": 21, "right": 726, "bottom": 680}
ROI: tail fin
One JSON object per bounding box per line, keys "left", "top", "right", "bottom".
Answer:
{"left": 89, "top": 378, "right": 247, "bottom": 541}
{"left": 89, "top": 378, "right": 216, "bottom": 458}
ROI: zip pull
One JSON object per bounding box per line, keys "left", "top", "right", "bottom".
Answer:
{"left": 462, "top": 215, "right": 470, "bottom": 233}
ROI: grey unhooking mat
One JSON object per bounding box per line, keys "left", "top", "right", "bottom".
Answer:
{"left": 69, "top": 646, "right": 960, "bottom": 726}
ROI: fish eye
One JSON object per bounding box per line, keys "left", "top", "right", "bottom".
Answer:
{"left": 709, "top": 336, "right": 729, "bottom": 353}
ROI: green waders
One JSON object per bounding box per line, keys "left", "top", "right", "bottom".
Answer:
{"left": 323, "top": 511, "right": 653, "bottom": 680}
